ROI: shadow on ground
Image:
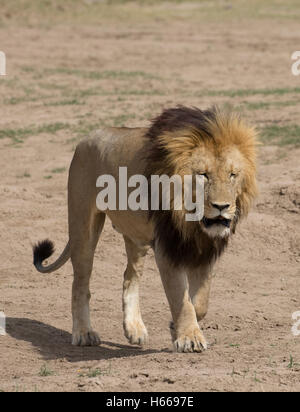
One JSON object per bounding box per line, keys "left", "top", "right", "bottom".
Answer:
{"left": 6, "top": 318, "right": 168, "bottom": 362}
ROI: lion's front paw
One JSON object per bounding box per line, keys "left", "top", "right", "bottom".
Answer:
{"left": 174, "top": 328, "right": 207, "bottom": 353}
{"left": 124, "top": 320, "right": 148, "bottom": 346}
{"left": 72, "top": 330, "right": 101, "bottom": 347}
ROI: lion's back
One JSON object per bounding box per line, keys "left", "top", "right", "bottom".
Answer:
{"left": 76, "top": 127, "right": 148, "bottom": 177}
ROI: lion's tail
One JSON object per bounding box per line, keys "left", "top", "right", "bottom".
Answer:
{"left": 33, "top": 240, "right": 70, "bottom": 274}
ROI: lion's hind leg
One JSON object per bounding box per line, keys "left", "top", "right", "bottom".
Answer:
{"left": 70, "top": 211, "right": 106, "bottom": 347}
{"left": 123, "top": 236, "right": 149, "bottom": 346}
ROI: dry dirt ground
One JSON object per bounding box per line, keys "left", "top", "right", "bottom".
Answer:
{"left": 0, "top": 0, "right": 299, "bottom": 392}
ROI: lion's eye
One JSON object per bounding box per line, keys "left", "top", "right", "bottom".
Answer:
{"left": 230, "top": 173, "right": 237, "bottom": 180}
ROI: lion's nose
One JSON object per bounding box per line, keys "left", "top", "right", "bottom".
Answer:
{"left": 211, "top": 202, "right": 230, "bottom": 211}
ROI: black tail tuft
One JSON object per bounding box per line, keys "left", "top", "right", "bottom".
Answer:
{"left": 33, "top": 240, "right": 55, "bottom": 267}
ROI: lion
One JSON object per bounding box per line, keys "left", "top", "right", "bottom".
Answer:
{"left": 33, "top": 106, "right": 258, "bottom": 353}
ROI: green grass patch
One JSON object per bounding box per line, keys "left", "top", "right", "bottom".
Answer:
{"left": 79, "top": 364, "right": 112, "bottom": 378}
{"left": 261, "top": 124, "right": 300, "bottom": 146}
{"left": 51, "top": 167, "right": 66, "bottom": 174}
{"left": 287, "top": 355, "right": 299, "bottom": 369}
{"left": 73, "top": 87, "right": 165, "bottom": 99}
{"left": 73, "top": 120, "right": 104, "bottom": 138}
{"left": 0, "top": 122, "right": 70, "bottom": 143}
{"left": 72, "top": 113, "right": 137, "bottom": 138}
{"left": 242, "top": 99, "right": 300, "bottom": 111}
{"left": 1, "top": 76, "right": 20, "bottom": 88}
{"left": 17, "top": 172, "right": 31, "bottom": 178}
{"left": 38, "top": 82, "right": 70, "bottom": 91}
{"left": 3, "top": 93, "right": 56, "bottom": 105}
{"left": 111, "top": 113, "right": 136, "bottom": 127}
{"left": 39, "top": 364, "right": 54, "bottom": 377}
{"left": 43, "top": 68, "right": 161, "bottom": 81}
{"left": 117, "top": 89, "right": 165, "bottom": 96}
{"left": 199, "top": 87, "right": 300, "bottom": 99}
{"left": 37, "top": 123, "right": 71, "bottom": 134}
{"left": 1, "top": 0, "right": 300, "bottom": 28}
{"left": 20, "top": 66, "right": 36, "bottom": 73}
{"left": 243, "top": 102, "right": 271, "bottom": 111}
{"left": 87, "top": 368, "right": 104, "bottom": 378}
{"left": 44, "top": 99, "right": 84, "bottom": 107}
{"left": 3, "top": 96, "right": 39, "bottom": 105}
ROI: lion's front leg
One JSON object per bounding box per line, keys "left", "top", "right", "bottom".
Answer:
{"left": 155, "top": 247, "right": 207, "bottom": 353}
{"left": 187, "top": 265, "right": 213, "bottom": 322}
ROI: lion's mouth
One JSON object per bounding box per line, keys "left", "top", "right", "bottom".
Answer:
{"left": 202, "top": 216, "right": 232, "bottom": 228}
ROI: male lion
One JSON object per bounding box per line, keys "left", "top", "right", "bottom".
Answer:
{"left": 33, "top": 106, "right": 258, "bottom": 353}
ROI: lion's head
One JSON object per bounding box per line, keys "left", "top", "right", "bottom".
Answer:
{"left": 146, "top": 106, "right": 258, "bottom": 267}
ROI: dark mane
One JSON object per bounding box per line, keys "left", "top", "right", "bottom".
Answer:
{"left": 152, "top": 210, "right": 229, "bottom": 268}
{"left": 146, "top": 105, "right": 217, "bottom": 142}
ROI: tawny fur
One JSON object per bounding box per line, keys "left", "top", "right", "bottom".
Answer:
{"left": 33, "top": 106, "right": 258, "bottom": 353}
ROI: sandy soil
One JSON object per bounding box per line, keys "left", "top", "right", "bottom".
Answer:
{"left": 0, "top": 1, "right": 299, "bottom": 392}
